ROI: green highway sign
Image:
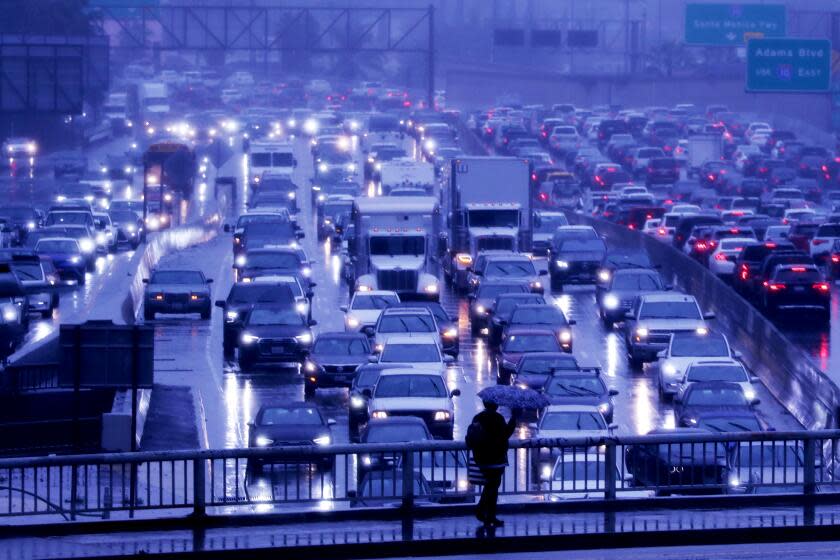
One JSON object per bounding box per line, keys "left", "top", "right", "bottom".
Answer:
{"left": 685, "top": 4, "right": 786, "bottom": 45}
{"left": 746, "top": 38, "right": 831, "bottom": 93}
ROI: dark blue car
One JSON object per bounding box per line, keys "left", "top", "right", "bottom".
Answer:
{"left": 34, "top": 237, "right": 86, "bottom": 284}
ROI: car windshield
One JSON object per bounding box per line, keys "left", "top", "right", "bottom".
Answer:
{"left": 519, "top": 356, "right": 579, "bottom": 375}
{"left": 369, "top": 236, "right": 425, "bottom": 256}
{"left": 496, "top": 296, "right": 544, "bottom": 315}
{"left": 110, "top": 211, "right": 137, "bottom": 222}
{"left": 541, "top": 411, "right": 606, "bottom": 431}
{"left": 699, "top": 417, "right": 762, "bottom": 433}
{"left": 485, "top": 260, "right": 536, "bottom": 277}
{"left": 35, "top": 239, "right": 78, "bottom": 253}
{"left": 559, "top": 240, "right": 606, "bottom": 253}
{"left": 477, "top": 284, "right": 529, "bottom": 299}
{"left": 776, "top": 269, "right": 822, "bottom": 283}
{"left": 248, "top": 308, "right": 305, "bottom": 326}
{"left": 259, "top": 406, "right": 322, "bottom": 426}
{"left": 380, "top": 343, "right": 440, "bottom": 363}
{"left": 378, "top": 314, "right": 435, "bottom": 333}
{"left": 545, "top": 377, "right": 605, "bottom": 397}
{"left": 817, "top": 225, "right": 840, "bottom": 237}
{"left": 687, "top": 364, "right": 747, "bottom": 383}
{"left": 356, "top": 369, "right": 381, "bottom": 387}
{"left": 416, "top": 450, "right": 467, "bottom": 468}
{"left": 228, "top": 284, "right": 289, "bottom": 303}
{"left": 313, "top": 337, "right": 367, "bottom": 355}
{"left": 361, "top": 475, "right": 423, "bottom": 498}
{"left": 638, "top": 301, "right": 701, "bottom": 320}
{"left": 245, "top": 253, "right": 300, "bottom": 268}
{"left": 365, "top": 424, "right": 429, "bottom": 443}
{"left": 151, "top": 271, "right": 204, "bottom": 284}
{"left": 11, "top": 262, "right": 43, "bottom": 281}
{"left": 685, "top": 386, "right": 747, "bottom": 406}
{"left": 670, "top": 335, "right": 728, "bottom": 357}
{"left": 611, "top": 273, "right": 661, "bottom": 291}
{"left": 510, "top": 306, "right": 566, "bottom": 325}
{"left": 375, "top": 374, "right": 447, "bottom": 398}
{"left": 353, "top": 294, "right": 400, "bottom": 310}
{"left": 237, "top": 215, "right": 288, "bottom": 228}
{"left": 45, "top": 212, "right": 89, "bottom": 226}
{"left": 503, "top": 333, "right": 559, "bottom": 353}
{"left": 534, "top": 214, "right": 568, "bottom": 233}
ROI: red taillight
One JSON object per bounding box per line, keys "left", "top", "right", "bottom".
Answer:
{"left": 764, "top": 281, "right": 786, "bottom": 291}
{"left": 714, "top": 253, "right": 728, "bottom": 261}
{"left": 658, "top": 227, "right": 667, "bottom": 236}
{"left": 814, "top": 282, "right": 831, "bottom": 292}
{"left": 403, "top": 100, "right": 411, "bottom": 107}
{"left": 832, "top": 255, "right": 840, "bottom": 263}
{"left": 628, "top": 224, "right": 636, "bottom": 230}
{"left": 696, "top": 242, "right": 707, "bottom": 250}
{"left": 813, "top": 239, "right": 827, "bottom": 246}
{"left": 791, "top": 267, "right": 807, "bottom": 272}
{"left": 765, "top": 242, "right": 777, "bottom": 248}
{"left": 531, "top": 173, "right": 538, "bottom": 181}
{"left": 708, "top": 174, "right": 715, "bottom": 181}
{"left": 541, "top": 131, "right": 548, "bottom": 137}
{"left": 539, "top": 192, "right": 548, "bottom": 201}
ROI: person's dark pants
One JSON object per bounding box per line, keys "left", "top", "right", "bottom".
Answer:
{"left": 477, "top": 467, "right": 504, "bottom": 521}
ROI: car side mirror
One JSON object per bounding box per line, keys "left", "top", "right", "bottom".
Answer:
{"left": 609, "top": 388, "right": 619, "bottom": 396}
{"left": 223, "top": 224, "right": 231, "bottom": 233}
{"left": 296, "top": 232, "right": 305, "bottom": 239}
{"left": 327, "top": 418, "right": 336, "bottom": 426}
{"left": 293, "top": 158, "right": 298, "bottom": 167}
{"left": 362, "top": 388, "right": 372, "bottom": 397}
{"left": 656, "top": 350, "right": 666, "bottom": 359}
{"left": 751, "top": 398, "right": 761, "bottom": 406}
{"left": 451, "top": 388, "right": 461, "bottom": 397}
{"left": 339, "top": 305, "right": 348, "bottom": 312}
{"left": 306, "top": 291, "right": 314, "bottom": 299}
{"left": 247, "top": 421, "right": 254, "bottom": 428}
{"left": 664, "top": 284, "right": 673, "bottom": 291}
{"left": 309, "top": 319, "right": 318, "bottom": 326}
{"left": 367, "top": 355, "right": 378, "bottom": 363}
{"left": 732, "top": 350, "right": 742, "bottom": 359}
{"left": 703, "top": 311, "right": 716, "bottom": 320}
{"left": 142, "top": 278, "right": 149, "bottom": 284}
{"left": 624, "top": 311, "right": 635, "bottom": 319}
{"left": 206, "top": 278, "right": 213, "bottom": 283}
{"left": 215, "top": 300, "right": 226, "bottom": 308}
{"left": 309, "top": 282, "right": 317, "bottom": 288}
{"left": 608, "top": 423, "right": 618, "bottom": 431}
{"left": 567, "top": 319, "right": 576, "bottom": 326}
{"left": 539, "top": 269, "right": 548, "bottom": 276}
{"left": 443, "top": 355, "right": 455, "bottom": 364}
{"left": 361, "top": 326, "right": 375, "bottom": 336}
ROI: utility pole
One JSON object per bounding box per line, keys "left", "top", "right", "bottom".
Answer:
{"left": 428, "top": 4, "right": 435, "bottom": 109}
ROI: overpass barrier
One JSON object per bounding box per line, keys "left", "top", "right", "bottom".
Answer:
{"left": 567, "top": 213, "right": 840, "bottom": 431}
{"left": 0, "top": 429, "right": 838, "bottom": 524}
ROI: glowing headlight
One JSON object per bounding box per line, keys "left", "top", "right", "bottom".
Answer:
{"left": 598, "top": 403, "right": 610, "bottom": 414}
{"left": 443, "top": 328, "right": 457, "bottom": 339}
{"left": 303, "top": 118, "right": 319, "bottom": 135}
{"left": 635, "top": 327, "right": 649, "bottom": 338}
{"left": 598, "top": 270, "right": 611, "bottom": 282}
{"left": 558, "top": 330, "right": 572, "bottom": 343}
{"left": 96, "top": 233, "right": 107, "bottom": 245}
{"left": 728, "top": 474, "right": 741, "bottom": 488}
{"left": 347, "top": 316, "right": 360, "bottom": 328}
{"left": 235, "top": 255, "right": 247, "bottom": 267}
{"left": 686, "top": 417, "right": 698, "bottom": 425}
{"left": 695, "top": 327, "right": 708, "bottom": 335}
{"left": 603, "top": 294, "right": 619, "bottom": 310}
{"left": 531, "top": 281, "right": 542, "bottom": 289}
{"left": 362, "top": 455, "right": 372, "bottom": 466}
{"left": 225, "top": 310, "right": 238, "bottom": 321}
{"left": 375, "top": 343, "right": 384, "bottom": 353}
{"left": 301, "top": 267, "right": 312, "bottom": 277}
{"left": 26, "top": 221, "right": 36, "bottom": 230}
{"left": 1, "top": 306, "right": 17, "bottom": 322}
{"left": 357, "top": 285, "right": 372, "bottom": 292}
{"left": 26, "top": 142, "right": 37, "bottom": 154}
{"left": 305, "top": 361, "right": 317, "bottom": 372}
{"left": 296, "top": 332, "right": 313, "bottom": 344}
{"left": 255, "top": 435, "right": 273, "bottom": 447}
{"left": 371, "top": 411, "right": 388, "bottom": 419}
{"left": 375, "top": 163, "right": 382, "bottom": 171}
{"left": 516, "top": 383, "right": 529, "bottom": 390}
{"left": 241, "top": 333, "right": 259, "bottom": 344}
{"left": 287, "top": 118, "right": 297, "bottom": 128}
{"left": 318, "top": 163, "right": 328, "bottom": 173}
{"left": 348, "top": 120, "right": 360, "bottom": 131}
{"left": 424, "top": 283, "right": 438, "bottom": 294}
{"left": 295, "top": 302, "right": 307, "bottom": 314}
{"left": 434, "top": 411, "right": 451, "bottom": 421}
{"left": 457, "top": 478, "right": 469, "bottom": 491}
{"left": 126, "top": 224, "right": 136, "bottom": 233}
{"left": 476, "top": 305, "right": 486, "bottom": 314}
{"left": 163, "top": 193, "right": 173, "bottom": 202}
{"left": 313, "top": 435, "right": 331, "bottom": 446}
{"left": 346, "top": 163, "right": 356, "bottom": 172}
{"left": 55, "top": 195, "right": 67, "bottom": 202}
{"left": 744, "top": 387, "right": 756, "bottom": 401}
{"left": 541, "top": 464, "right": 552, "bottom": 480}
{"left": 555, "top": 260, "right": 569, "bottom": 269}
{"left": 69, "top": 256, "right": 82, "bottom": 264}
{"left": 662, "top": 362, "right": 677, "bottom": 376}
{"left": 287, "top": 191, "right": 296, "bottom": 199}
{"left": 351, "top": 396, "right": 365, "bottom": 408}
{"left": 79, "top": 239, "right": 95, "bottom": 253}
{"left": 318, "top": 194, "right": 326, "bottom": 202}
{"left": 100, "top": 166, "right": 109, "bottom": 174}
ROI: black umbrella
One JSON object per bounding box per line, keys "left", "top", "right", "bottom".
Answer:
{"left": 477, "top": 385, "right": 550, "bottom": 410}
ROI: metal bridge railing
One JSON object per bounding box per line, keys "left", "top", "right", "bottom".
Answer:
{"left": 1, "top": 430, "right": 839, "bottom": 522}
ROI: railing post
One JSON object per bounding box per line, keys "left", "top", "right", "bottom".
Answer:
{"left": 193, "top": 457, "right": 206, "bottom": 518}
{"left": 804, "top": 438, "right": 816, "bottom": 496}
{"left": 401, "top": 449, "right": 414, "bottom": 512}
{"left": 604, "top": 441, "right": 617, "bottom": 501}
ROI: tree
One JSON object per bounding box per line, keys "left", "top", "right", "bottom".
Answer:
{"left": 0, "top": 0, "right": 100, "bottom": 35}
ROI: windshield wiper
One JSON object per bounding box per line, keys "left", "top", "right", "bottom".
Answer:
{"left": 568, "top": 384, "right": 599, "bottom": 396}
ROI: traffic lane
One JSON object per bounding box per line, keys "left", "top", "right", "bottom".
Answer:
{"left": 779, "top": 287, "right": 838, "bottom": 376}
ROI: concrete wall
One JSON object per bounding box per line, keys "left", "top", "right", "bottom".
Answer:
{"left": 443, "top": 66, "right": 832, "bottom": 132}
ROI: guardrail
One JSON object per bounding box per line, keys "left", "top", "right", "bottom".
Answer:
{"left": 1, "top": 430, "right": 839, "bottom": 523}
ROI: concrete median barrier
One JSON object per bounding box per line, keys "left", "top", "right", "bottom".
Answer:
{"left": 568, "top": 213, "right": 840, "bottom": 431}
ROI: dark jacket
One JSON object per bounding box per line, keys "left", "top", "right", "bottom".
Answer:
{"left": 470, "top": 409, "right": 516, "bottom": 468}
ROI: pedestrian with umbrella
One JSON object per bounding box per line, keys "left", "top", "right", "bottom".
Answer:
{"left": 467, "top": 386, "right": 546, "bottom": 528}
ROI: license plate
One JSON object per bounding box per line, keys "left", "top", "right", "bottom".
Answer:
{"left": 333, "top": 375, "right": 349, "bottom": 383}
{"left": 271, "top": 345, "right": 288, "bottom": 354}
{"left": 794, "top": 286, "right": 805, "bottom": 293}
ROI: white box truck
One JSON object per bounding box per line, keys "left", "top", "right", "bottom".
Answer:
{"left": 379, "top": 158, "right": 436, "bottom": 196}
{"left": 248, "top": 141, "right": 296, "bottom": 186}
{"left": 441, "top": 156, "right": 531, "bottom": 292}
{"left": 138, "top": 82, "right": 170, "bottom": 126}
{"left": 351, "top": 196, "right": 441, "bottom": 301}
{"left": 686, "top": 133, "right": 723, "bottom": 176}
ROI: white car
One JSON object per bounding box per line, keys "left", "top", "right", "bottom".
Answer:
{"left": 676, "top": 359, "right": 759, "bottom": 404}
{"left": 809, "top": 223, "right": 840, "bottom": 259}
{"left": 630, "top": 147, "right": 665, "bottom": 176}
{"left": 92, "top": 212, "right": 117, "bottom": 252}
{"left": 340, "top": 290, "right": 399, "bottom": 332}
{"left": 763, "top": 225, "right": 791, "bottom": 244}
{"left": 745, "top": 122, "right": 772, "bottom": 139}
{"left": 533, "top": 404, "right": 615, "bottom": 440}
{"left": 783, "top": 208, "right": 817, "bottom": 224}
{"left": 542, "top": 452, "right": 654, "bottom": 500}
{"left": 372, "top": 307, "right": 441, "bottom": 353}
{"left": 656, "top": 331, "right": 740, "bottom": 399}
{"left": 657, "top": 209, "right": 700, "bottom": 243}
{"left": 720, "top": 209, "right": 753, "bottom": 224}
{"left": 367, "top": 368, "right": 459, "bottom": 439}
{"left": 253, "top": 275, "right": 312, "bottom": 318}
{"left": 642, "top": 218, "right": 661, "bottom": 236}
{"left": 376, "top": 335, "right": 453, "bottom": 376}
{"left": 733, "top": 145, "right": 762, "bottom": 172}
{"left": 548, "top": 126, "right": 581, "bottom": 153}
{"left": 708, "top": 238, "right": 756, "bottom": 278}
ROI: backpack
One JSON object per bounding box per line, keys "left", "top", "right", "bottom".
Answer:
{"left": 465, "top": 419, "right": 488, "bottom": 451}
